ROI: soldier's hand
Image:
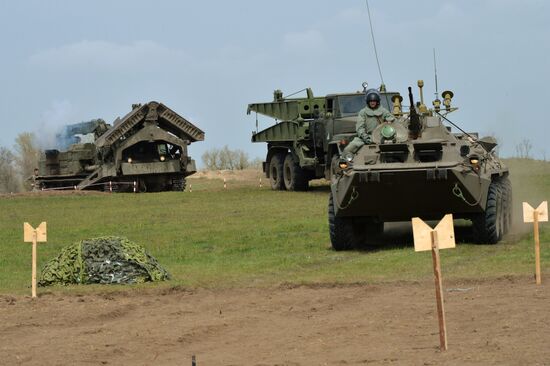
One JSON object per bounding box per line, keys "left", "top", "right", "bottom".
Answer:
{"left": 362, "top": 134, "right": 372, "bottom": 144}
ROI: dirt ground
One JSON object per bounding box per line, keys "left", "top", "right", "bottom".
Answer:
{"left": 191, "top": 169, "right": 264, "bottom": 182}
{"left": 1, "top": 277, "right": 549, "bottom": 366}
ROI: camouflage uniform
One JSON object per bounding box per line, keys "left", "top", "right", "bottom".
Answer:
{"left": 343, "top": 105, "right": 395, "bottom": 155}
{"left": 27, "top": 170, "right": 40, "bottom": 191}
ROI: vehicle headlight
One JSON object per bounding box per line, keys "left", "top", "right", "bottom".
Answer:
{"left": 468, "top": 155, "right": 480, "bottom": 170}
{"left": 339, "top": 160, "right": 349, "bottom": 169}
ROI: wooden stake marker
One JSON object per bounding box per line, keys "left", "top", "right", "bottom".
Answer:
{"left": 412, "top": 214, "right": 456, "bottom": 351}
{"left": 523, "top": 201, "right": 548, "bottom": 285}
{"left": 23, "top": 222, "right": 47, "bottom": 298}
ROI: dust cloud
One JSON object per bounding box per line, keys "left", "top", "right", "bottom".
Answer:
{"left": 506, "top": 158, "right": 550, "bottom": 238}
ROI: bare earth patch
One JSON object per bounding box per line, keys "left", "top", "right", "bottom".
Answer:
{"left": 1, "top": 277, "right": 548, "bottom": 365}
{"left": 190, "top": 169, "right": 264, "bottom": 182}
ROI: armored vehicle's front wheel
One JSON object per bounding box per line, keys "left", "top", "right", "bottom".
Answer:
{"left": 283, "top": 153, "right": 308, "bottom": 191}
{"left": 268, "top": 153, "right": 285, "bottom": 190}
{"left": 328, "top": 192, "right": 365, "bottom": 250}
{"left": 472, "top": 177, "right": 511, "bottom": 244}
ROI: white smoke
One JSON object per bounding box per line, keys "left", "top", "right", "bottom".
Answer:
{"left": 36, "top": 100, "right": 76, "bottom": 149}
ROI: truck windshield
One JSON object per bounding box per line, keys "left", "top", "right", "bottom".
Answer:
{"left": 337, "top": 93, "right": 398, "bottom": 117}
{"left": 338, "top": 95, "right": 366, "bottom": 117}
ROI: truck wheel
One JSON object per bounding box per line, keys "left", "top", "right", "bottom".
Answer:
{"left": 472, "top": 180, "right": 502, "bottom": 244}
{"left": 268, "top": 153, "right": 285, "bottom": 190}
{"left": 283, "top": 154, "right": 308, "bottom": 191}
{"left": 328, "top": 192, "right": 363, "bottom": 250}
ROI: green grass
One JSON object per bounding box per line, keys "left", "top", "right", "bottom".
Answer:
{"left": 0, "top": 159, "right": 549, "bottom": 295}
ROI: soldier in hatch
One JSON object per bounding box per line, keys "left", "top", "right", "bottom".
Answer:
{"left": 342, "top": 89, "right": 395, "bottom": 155}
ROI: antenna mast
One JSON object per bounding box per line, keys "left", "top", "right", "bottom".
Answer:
{"left": 365, "top": 0, "right": 390, "bottom": 107}
{"left": 433, "top": 48, "right": 439, "bottom": 99}
{"left": 365, "top": 0, "right": 385, "bottom": 87}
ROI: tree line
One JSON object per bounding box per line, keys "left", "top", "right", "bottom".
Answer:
{"left": 201, "top": 146, "right": 262, "bottom": 171}
{"left": 0, "top": 133, "right": 40, "bottom": 193}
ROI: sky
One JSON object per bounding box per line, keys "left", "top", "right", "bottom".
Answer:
{"left": 0, "top": 0, "right": 548, "bottom": 163}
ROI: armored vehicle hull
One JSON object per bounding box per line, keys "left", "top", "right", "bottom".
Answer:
{"left": 329, "top": 84, "right": 511, "bottom": 250}
{"left": 37, "top": 102, "right": 204, "bottom": 192}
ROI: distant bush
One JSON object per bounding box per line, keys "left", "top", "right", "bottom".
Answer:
{"left": 515, "top": 139, "right": 533, "bottom": 159}
{"left": 0, "top": 146, "right": 21, "bottom": 193}
{"left": 201, "top": 146, "right": 252, "bottom": 170}
{"left": 248, "top": 157, "right": 264, "bottom": 170}
{"left": 0, "top": 132, "right": 42, "bottom": 193}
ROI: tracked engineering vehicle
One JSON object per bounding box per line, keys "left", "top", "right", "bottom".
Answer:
{"left": 247, "top": 87, "right": 400, "bottom": 190}
{"left": 37, "top": 101, "right": 204, "bottom": 192}
{"left": 329, "top": 81, "right": 512, "bottom": 250}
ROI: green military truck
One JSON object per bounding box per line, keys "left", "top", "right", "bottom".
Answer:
{"left": 247, "top": 86, "right": 400, "bottom": 190}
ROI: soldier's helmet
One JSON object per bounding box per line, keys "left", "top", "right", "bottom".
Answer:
{"left": 365, "top": 89, "right": 381, "bottom": 106}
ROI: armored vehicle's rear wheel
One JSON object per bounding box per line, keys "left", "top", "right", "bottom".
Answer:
{"left": 328, "top": 192, "right": 364, "bottom": 250}
{"left": 268, "top": 153, "right": 285, "bottom": 190}
{"left": 283, "top": 153, "right": 308, "bottom": 191}
{"left": 472, "top": 178, "right": 510, "bottom": 244}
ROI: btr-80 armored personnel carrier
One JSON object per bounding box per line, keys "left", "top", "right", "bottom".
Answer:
{"left": 37, "top": 101, "right": 204, "bottom": 192}
{"left": 329, "top": 81, "right": 511, "bottom": 249}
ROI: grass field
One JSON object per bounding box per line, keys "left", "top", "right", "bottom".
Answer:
{"left": 0, "top": 159, "right": 548, "bottom": 295}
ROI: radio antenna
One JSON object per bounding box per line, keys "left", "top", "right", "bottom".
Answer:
{"left": 365, "top": 0, "right": 384, "bottom": 86}
{"left": 433, "top": 48, "right": 439, "bottom": 99}
{"left": 365, "top": 0, "right": 390, "bottom": 107}
{"left": 365, "top": 0, "right": 384, "bottom": 84}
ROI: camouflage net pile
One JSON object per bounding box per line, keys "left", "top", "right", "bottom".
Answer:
{"left": 38, "top": 236, "right": 171, "bottom": 286}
